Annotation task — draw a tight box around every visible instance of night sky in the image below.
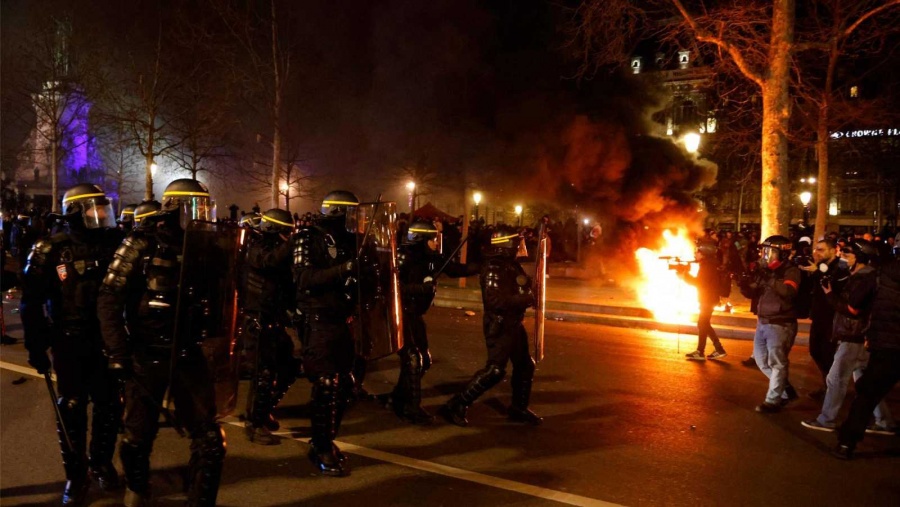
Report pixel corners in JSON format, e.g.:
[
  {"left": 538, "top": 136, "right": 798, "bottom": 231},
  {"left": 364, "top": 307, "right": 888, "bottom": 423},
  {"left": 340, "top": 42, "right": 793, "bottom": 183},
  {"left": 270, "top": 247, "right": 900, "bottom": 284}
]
[{"left": 2, "top": 0, "right": 713, "bottom": 236}]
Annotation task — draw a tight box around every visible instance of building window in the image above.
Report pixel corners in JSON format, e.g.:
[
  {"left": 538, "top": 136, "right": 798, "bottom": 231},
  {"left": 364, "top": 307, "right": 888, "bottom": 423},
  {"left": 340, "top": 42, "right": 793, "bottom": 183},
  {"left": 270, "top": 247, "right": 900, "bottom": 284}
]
[
  {"left": 678, "top": 50, "right": 690, "bottom": 69},
  {"left": 850, "top": 85, "right": 859, "bottom": 98},
  {"left": 630, "top": 56, "right": 642, "bottom": 74}
]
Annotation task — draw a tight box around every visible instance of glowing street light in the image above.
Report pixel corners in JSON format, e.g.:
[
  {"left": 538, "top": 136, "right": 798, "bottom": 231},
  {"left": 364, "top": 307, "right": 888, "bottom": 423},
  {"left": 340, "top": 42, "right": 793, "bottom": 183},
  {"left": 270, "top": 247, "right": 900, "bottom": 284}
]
[
  {"left": 406, "top": 181, "right": 416, "bottom": 212},
  {"left": 150, "top": 162, "right": 158, "bottom": 175},
  {"left": 683, "top": 132, "right": 701, "bottom": 154},
  {"left": 583, "top": 218, "right": 590, "bottom": 225},
  {"left": 280, "top": 181, "right": 289, "bottom": 192},
  {"left": 473, "top": 191, "right": 482, "bottom": 221},
  {"left": 514, "top": 204, "right": 523, "bottom": 226},
  {"left": 800, "top": 191, "right": 812, "bottom": 225}
]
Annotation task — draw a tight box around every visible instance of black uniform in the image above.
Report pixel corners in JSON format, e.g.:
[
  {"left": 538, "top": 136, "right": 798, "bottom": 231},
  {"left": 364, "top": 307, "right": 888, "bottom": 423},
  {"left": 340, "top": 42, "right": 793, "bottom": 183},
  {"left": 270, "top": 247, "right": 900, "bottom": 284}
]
[
  {"left": 441, "top": 246, "right": 540, "bottom": 427},
  {"left": 388, "top": 241, "right": 474, "bottom": 423},
  {"left": 97, "top": 212, "right": 225, "bottom": 506},
  {"left": 243, "top": 232, "right": 297, "bottom": 441},
  {"left": 293, "top": 215, "right": 357, "bottom": 476},
  {"left": 20, "top": 225, "right": 125, "bottom": 501}
]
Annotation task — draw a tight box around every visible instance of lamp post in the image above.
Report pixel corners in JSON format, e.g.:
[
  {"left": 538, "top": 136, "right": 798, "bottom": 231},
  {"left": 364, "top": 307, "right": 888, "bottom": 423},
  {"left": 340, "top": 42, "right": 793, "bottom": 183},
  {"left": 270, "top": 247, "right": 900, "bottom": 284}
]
[
  {"left": 280, "top": 181, "right": 291, "bottom": 211},
  {"left": 473, "top": 191, "right": 482, "bottom": 221},
  {"left": 514, "top": 205, "right": 523, "bottom": 227},
  {"left": 406, "top": 181, "right": 416, "bottom": 213},
  {"left": 800, "top": 191, "right": 812, "bottom": 226}
]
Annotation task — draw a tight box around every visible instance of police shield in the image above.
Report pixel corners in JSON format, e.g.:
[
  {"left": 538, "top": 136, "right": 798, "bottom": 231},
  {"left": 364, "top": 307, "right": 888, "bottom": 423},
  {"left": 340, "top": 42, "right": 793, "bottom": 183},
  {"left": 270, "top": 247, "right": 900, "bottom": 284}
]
[
  {"left": 353, "top": 201, "right": 403, "bottom": 360},
  {"left": 171, "top": 220, "right": 242, "bottom": 419},
  {"left": 533, "top": 235, "right": 548, "bottom": 363}
]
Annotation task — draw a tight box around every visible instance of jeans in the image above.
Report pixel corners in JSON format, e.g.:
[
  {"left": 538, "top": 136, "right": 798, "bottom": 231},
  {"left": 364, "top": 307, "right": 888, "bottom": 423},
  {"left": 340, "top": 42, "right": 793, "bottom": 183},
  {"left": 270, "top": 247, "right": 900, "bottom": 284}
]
[
  {"left": 817, "top": 341, "right": 894, "bottom": 428},
  {"left": 838, "top": 349, "right": 900, "bottom": 447},
  {"left": 753, "top": 321, "right": 797, "bottom": 404}
]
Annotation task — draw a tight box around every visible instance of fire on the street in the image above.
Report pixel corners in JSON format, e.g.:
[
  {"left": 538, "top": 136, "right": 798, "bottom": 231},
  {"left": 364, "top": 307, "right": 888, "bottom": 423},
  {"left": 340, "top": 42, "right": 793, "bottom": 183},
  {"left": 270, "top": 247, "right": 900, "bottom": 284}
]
[{"left": 631, "top": 228, "right": 699, "bottom": 324}]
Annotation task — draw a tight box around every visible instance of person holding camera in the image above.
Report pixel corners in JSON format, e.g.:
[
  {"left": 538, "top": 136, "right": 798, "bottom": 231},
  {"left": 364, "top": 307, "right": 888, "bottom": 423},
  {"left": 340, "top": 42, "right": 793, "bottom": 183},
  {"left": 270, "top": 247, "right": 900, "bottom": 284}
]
[
  {"left": 681, "top": 239, "right": 727, "bottom": 361},
  {"left": 833, "top": 257, "right": 900, "bottom": 458},
  {"left": 796, "top": 239, "right": 848, "bottom": 399},
  {"left": 802, "top": 240, "right": 894, "bottom": 433}
]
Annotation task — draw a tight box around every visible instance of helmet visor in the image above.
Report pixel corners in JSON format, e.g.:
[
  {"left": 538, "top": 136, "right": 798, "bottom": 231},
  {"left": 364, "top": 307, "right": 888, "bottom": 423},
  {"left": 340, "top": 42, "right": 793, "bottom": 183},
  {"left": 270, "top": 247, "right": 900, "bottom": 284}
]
[
  {"left": 759, "top": 246, "right": 781, "bottom": 268},
  {"left": 82, "top": 197, "right": 116, "bottom": 229},
  {"left": 179, "top": 197, "right": 216, "bottom": 229}
]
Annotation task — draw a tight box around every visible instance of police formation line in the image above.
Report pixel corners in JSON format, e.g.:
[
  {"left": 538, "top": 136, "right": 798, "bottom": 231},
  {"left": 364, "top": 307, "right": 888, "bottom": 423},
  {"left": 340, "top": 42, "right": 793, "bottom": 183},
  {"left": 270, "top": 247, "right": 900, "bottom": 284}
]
[{"left": 19, "top": 180, "right": 547, "bottom": 506}]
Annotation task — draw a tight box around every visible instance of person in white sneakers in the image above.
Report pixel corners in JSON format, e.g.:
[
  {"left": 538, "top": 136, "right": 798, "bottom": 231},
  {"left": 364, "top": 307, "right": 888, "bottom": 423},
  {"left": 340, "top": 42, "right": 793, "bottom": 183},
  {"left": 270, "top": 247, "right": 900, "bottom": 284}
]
[{"left": 680, "top": 239, "right": 727, "bottom": 361}]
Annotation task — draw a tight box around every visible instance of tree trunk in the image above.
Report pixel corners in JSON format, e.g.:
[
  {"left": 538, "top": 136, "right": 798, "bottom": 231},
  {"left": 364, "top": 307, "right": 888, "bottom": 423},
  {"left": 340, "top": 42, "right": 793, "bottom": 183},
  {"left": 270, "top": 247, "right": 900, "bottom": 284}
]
[
  {"left": 270, "top": 0, "right": 282, "bottom": 209},
  {"left": 51, "top": 137, "right": 59, "bottom": 212},
  {"left": 814, "top": 110, "right": 830, "bottom": 241},
  {"left": 736, "top": 181, "right": 744, "bottom": 231},
  {"left": 760, "top": 0, "right": 795, "bottom": 239}
]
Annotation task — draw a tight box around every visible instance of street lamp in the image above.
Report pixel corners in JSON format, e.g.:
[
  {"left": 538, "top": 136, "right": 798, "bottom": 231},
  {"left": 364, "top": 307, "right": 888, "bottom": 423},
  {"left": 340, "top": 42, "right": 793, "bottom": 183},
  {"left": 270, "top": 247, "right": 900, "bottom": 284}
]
[
  {"left": 683, "top": 132, "right": 701, "bottom": 154},
  {"left": 514, "top": 204, "right": 523, "bottom": 226},
  {"left": 800, "top": 191, "right": 812, "bottom": 225},
  {"left": 406, "top": 181, "right": 416, "bottom": 213},
  {"left": 150, "top": 162, "right": 158, "bottom": 175},
  {"left": 473, "top": 191, "right": 482, "bottom": 221}
]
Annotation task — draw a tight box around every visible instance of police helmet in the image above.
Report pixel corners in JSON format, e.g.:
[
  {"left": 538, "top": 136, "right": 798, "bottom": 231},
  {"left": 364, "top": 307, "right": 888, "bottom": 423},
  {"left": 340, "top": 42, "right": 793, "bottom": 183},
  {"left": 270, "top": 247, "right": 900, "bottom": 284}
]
[
  {"left": 119, "top": 204, "right": 137, "bottom": 225},
  {"left": 161, "top": 179, "right": 215, "bottom": 229},
  {"left": 238, "top": 213, "right": 262, "bottom": 230},
  {"left": 696, "top": 239, "right": 717, "bottom": 257},
  {"left": 133, "top": 200, "right": 161, "bottom": 225},
  {"left": 404, "top": 220, "right": 439, "bottom": 246},
  {"left": 485, "top": 225, "right": 522, "bottom": 258},
  {"left": 759, "top": 235, "right": 792, "bottom": 269},
  {"left": 259, "top": 208, "right": 294, "bottom": 235},
  {"left": 319, "top": 190, "right": 359, "bottom": 218},
  {"left": 845, "top": 239, "right": 878, "bottom": 265},
  {"left": 62, "top": 183, "right": 116, "bottom": 230}
]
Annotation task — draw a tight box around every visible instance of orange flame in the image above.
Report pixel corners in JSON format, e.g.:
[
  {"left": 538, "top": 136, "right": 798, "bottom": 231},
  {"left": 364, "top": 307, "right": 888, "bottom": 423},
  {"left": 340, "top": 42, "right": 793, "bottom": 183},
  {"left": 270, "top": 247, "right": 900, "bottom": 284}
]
[{"left": 630, "top": 229, "right": 700, "bottom": 324}]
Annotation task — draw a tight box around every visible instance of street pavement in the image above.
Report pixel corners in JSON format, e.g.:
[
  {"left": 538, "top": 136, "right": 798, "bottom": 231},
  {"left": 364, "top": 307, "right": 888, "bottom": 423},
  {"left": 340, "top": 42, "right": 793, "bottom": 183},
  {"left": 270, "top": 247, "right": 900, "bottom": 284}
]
[{"left": 2, "top": 291, "right": 899, "bottom": 506}]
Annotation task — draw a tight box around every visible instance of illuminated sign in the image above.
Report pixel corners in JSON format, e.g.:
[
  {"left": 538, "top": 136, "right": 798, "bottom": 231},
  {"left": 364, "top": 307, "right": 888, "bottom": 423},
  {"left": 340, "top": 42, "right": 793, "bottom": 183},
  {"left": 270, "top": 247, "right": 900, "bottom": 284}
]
[{"left": 830, "top": 128, "right": 900, "bottom": 139}]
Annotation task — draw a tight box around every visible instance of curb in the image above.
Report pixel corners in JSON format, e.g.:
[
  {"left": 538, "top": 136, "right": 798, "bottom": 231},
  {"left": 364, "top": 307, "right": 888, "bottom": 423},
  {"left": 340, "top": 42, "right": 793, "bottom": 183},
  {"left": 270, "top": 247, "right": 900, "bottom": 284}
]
[{"left": 433, "top": 289, "right": 811, "bottom": 346}]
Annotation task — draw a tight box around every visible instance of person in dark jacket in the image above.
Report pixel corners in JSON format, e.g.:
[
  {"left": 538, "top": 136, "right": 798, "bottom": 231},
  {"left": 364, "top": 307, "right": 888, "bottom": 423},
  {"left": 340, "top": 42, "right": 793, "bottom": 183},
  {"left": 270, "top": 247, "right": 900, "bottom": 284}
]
[
  {"left": 796, "top": 239, "right": 848, "bottom": 399},
  {"left": 242, "top": 208, "right": 297, "bottom": 445},
  {"left": 681, "top": 239, "right": 727, "bottom": 360},
  {"left": 20, "top": 184, "right": 124, "bottom": 505},
  {"left": 740, "top": 235, "right": 801, "bottom": 413},
  {"left": 801, "top": 240, "right": 892, "bottom": 432},
  {"left": 439, "top": 226, "right": 540, "bottom": 427},
  {"left": 832, "top": 260, "right": 900, "bottom": 459}
]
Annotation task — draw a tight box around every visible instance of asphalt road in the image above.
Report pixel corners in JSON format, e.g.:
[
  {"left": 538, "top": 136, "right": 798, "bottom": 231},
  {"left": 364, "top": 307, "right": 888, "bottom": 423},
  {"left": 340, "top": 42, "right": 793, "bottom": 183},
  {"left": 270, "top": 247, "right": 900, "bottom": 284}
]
[{"left": 2, "top": 300, "right": 899, "bottom": 506}]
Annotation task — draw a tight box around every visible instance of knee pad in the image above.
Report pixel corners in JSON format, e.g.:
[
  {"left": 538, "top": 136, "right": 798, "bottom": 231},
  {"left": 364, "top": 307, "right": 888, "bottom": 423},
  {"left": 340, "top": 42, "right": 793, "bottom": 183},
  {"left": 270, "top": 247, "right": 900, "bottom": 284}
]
[
  {"left": 480, "top": 364, "right": 506, "bottom": 384},
  {"left": 401, "top": 347, "right": 424, "bottom": 375},
  {"left": 421, "top": 349, "right": 432, "bottom": 373},
  {"left": 516, "top": 357, "right": 535, "bottom": 379},
  {"left": 194, "top": 424, "right": 226, "bottom": 463}
]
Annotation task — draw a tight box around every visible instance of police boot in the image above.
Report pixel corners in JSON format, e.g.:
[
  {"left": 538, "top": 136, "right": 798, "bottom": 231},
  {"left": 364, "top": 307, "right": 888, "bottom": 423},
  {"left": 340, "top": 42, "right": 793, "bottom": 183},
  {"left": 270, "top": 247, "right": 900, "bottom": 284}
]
[
  {"left": 186, "top": 425, "right": 226, "bottom": 507},
  {"left": 396, "top": 372, "right": 434, "bottom": 425},
  {"left": 308, "top": 375, "right": 348, "bottom": 477},
  {"left": 245, "top": 370, "right": 279, "bottom": 446},
  {"left": 439, "top": 365, "right": 505, "bottom": 427},
  {"left": 120, "top": 440, "right": 153, "bottom": 506},
  {"left": 58, "top": 398, "right": 89, "bottom": 506},
  {"left": 89, "top": 401, "right": 123, "bottom": 491},
  {"left": 508, "top": 376, "right": 542, "bottom": 426},
  {"left": 351, "top": 356, "right": 369, "bottom": 400}
]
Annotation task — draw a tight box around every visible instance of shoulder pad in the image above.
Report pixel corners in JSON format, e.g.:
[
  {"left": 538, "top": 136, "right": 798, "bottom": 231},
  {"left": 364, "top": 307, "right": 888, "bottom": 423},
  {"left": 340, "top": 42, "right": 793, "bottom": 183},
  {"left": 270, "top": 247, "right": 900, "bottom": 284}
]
[{"left": 103, "top": 232, "right": 151, "bottom": 290}]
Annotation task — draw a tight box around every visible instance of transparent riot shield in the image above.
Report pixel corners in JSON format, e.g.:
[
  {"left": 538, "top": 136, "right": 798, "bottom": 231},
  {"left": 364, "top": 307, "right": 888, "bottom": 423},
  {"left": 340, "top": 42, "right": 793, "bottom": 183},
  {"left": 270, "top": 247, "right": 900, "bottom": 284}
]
[
  {"left": 353, "top": 202, "right": 403, "bottom": 360},
  {"left": 171, "top": 220, "right": 242, "bottom": 419}
]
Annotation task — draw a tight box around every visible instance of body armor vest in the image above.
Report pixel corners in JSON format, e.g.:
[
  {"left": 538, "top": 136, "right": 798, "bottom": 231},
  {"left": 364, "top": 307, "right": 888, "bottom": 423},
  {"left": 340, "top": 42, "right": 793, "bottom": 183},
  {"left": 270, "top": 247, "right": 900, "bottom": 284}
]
[
  {"left": 397, "top": 245, "right": 440, "bottom": 315},
  {"left": 293, "top": 220, "right": 357, "bottom": 315}
]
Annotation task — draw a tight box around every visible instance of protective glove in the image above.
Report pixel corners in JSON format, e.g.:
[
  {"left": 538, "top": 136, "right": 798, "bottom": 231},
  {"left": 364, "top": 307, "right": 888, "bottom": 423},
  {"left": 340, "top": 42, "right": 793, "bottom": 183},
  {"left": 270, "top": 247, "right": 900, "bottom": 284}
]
[
  {"left": 107, "top": 357, "right": 134, "bottom": 382},
  {"left": 340, "top": 259, "right": 358, "bottom": 278},
  {"left": 28, "top": 349, "right": 51, "bottom": 375},
  {"left": 423, "top": 276, "right": 437, "bottom": 294}
]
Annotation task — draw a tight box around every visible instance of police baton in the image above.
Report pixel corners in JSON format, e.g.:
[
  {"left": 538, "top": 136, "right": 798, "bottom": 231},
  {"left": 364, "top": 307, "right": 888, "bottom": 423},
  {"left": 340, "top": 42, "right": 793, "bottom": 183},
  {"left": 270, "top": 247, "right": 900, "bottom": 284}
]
[
  {"left": 433, "top": 234, "right": 470, "bottom": 279},
  {"left": 44, "top": 372, "right": 75, "bottom": 454}
]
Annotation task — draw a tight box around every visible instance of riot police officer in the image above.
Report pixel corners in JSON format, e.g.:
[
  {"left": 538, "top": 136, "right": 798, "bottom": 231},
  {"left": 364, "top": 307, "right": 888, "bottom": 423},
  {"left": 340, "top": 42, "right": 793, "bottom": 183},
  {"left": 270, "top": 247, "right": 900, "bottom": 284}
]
[
  {"left": 98, "top": 179, "right": 225, "bottom": 506},
  {"left": 293, "top": 190, "right": 360, "bottom": 477},
  {"left": 20, "top": 183, "right": 124, "bottom": 505},
  {"left": 243, "top": 208, "right": 297, "bottom": 445},
  {"left": 118, "top": 204, "right": 137, "bottom": 232},
  {"left": 440, "top": 226, "right": 542, "bottom": 427},
  {"left": 382, "top": 220, "right": 475, "bottom": 424},
  {"left": 132, "top": 200, "right": 160, "bottom": 229}
]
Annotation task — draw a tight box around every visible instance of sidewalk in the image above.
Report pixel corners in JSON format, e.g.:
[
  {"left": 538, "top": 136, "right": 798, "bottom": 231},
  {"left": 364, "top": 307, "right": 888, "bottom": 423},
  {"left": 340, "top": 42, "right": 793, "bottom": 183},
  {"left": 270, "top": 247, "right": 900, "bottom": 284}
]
[{"left": 435, "top": 271, "right": 810, "bottom": 344}]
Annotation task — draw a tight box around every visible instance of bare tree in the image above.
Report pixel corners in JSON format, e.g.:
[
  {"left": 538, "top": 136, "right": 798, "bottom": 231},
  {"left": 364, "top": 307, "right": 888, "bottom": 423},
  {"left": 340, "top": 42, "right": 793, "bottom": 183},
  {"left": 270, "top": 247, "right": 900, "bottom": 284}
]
[
  {"left": 209, "top": 0, "right": 299, "bottom": 209},
  {"left": 793, "top": 0, "right": 900, "bottom": 240},
  {"left": 95, "top": 122, "right": 144, "bottom": 211}
]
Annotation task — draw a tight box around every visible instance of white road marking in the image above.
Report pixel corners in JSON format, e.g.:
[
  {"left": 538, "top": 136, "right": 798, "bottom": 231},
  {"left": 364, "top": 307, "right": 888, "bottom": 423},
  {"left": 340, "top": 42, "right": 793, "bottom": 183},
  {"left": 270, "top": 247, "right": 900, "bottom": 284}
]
[{"left": 1, "top": 360, "right": 622, "bottom": 507}]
